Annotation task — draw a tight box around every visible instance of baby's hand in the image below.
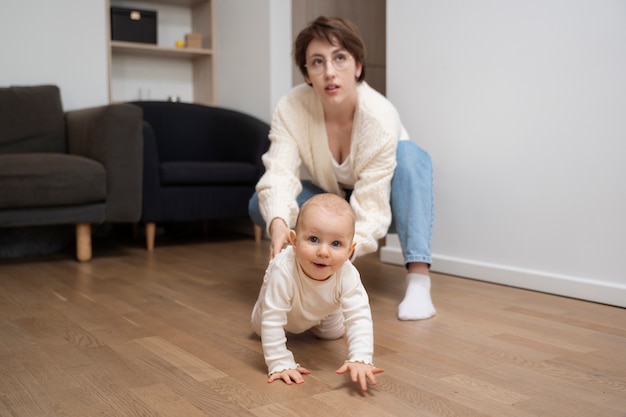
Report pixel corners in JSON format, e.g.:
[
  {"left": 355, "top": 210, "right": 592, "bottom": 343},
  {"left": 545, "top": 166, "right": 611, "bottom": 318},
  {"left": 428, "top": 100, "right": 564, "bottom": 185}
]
[
  {"left": 336, "top": 361, "right": 384, "bottom": 391},
  {"left": 267, "top": 366, "right": 311, "bottom": 385}
]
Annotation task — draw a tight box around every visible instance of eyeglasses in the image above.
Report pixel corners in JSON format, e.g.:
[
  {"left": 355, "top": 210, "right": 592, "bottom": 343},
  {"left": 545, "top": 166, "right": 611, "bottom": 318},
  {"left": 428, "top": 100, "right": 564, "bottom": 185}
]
[{"left": 305, "top": 53, "right": 352, "bottom": 75}]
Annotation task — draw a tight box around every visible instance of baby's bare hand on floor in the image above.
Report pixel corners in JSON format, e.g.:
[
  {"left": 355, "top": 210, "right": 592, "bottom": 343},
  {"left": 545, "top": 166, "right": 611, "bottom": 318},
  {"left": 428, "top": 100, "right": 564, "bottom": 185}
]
[
  {"left": 336, "top": 362, "right": 384, "bottom": 391},
  {"left": 267, "top": 366, "right": 311, "bottom": 385}
]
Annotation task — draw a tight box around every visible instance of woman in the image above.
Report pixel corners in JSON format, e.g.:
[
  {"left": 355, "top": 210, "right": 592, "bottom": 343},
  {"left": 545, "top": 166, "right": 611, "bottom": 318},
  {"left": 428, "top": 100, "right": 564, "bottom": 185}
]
[{"left": 249, "top": 16, "right": 435, "bottom": 320}]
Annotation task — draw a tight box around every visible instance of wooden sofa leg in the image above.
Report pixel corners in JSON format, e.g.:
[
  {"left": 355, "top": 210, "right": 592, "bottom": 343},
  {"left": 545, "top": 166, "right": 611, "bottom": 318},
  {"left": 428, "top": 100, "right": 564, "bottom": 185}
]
[
  {"left": 76, "top": 223, "right": 92, "bottom": 262},
  {"left": 146, "top": 222, "right": 156, "bottom": 251},
  {"left": 254, "top": 224, "right": 263, "bottom": 243}
]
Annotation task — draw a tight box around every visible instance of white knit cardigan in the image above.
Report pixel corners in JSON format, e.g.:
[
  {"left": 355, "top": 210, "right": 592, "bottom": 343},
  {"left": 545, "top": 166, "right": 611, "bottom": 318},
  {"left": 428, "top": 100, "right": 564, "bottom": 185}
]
[{"left": 256, "top": 82, "right": 406, "bottom": 258}]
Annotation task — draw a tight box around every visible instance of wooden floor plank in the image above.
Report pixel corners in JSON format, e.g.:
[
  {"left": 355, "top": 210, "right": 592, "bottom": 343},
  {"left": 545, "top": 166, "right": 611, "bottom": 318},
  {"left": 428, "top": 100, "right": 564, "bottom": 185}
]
[
  {"left": 135, "top": 336, "right": 228, "bottom": 382},
  {"left": 0, "top": 232, "right": 624, "bottom": 417}
]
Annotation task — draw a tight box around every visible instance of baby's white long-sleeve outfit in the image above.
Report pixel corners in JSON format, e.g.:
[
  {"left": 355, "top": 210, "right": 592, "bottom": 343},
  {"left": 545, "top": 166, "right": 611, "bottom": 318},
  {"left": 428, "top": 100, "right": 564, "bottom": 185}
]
[{"left": 251, "top": 246, "right": 374, "bottom": 375}]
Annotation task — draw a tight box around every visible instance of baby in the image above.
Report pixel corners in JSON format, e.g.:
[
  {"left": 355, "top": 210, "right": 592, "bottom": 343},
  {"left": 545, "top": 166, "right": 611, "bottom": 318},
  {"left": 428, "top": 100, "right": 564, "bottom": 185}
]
[{"left": 251, "top": 193, "right": 383, "bottom": 391}]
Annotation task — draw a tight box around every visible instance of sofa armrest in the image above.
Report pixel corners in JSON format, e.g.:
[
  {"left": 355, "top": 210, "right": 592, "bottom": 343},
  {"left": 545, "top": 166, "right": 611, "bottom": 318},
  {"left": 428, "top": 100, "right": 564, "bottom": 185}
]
[
  {"left": 65, "top": 103, "right": 143, "bottom": 223},
  {"left": 140, "top": 121, "right": 164, "bottom": 221},
  {"left": 225, "top": 113, "right": 270, "bottom": 179},
  {"left": 251, "top": 122, "right": 271, "bottom": 179}
]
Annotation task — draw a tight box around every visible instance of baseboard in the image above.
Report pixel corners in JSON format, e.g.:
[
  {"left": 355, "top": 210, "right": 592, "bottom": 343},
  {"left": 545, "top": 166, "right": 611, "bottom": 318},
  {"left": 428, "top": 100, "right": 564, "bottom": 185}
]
[
  {"left": 379, "top": 244, "right": 404, "bottom": 266},
  {"left": 380, "top": 245, "right": 626, "bottom": 308}
]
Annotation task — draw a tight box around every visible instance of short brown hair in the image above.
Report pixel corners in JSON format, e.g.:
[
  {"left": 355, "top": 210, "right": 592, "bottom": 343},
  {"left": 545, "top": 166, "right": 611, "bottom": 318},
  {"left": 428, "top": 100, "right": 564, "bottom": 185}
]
[{"left": 294, "top": 16, "right": 366, "bottom": 83}]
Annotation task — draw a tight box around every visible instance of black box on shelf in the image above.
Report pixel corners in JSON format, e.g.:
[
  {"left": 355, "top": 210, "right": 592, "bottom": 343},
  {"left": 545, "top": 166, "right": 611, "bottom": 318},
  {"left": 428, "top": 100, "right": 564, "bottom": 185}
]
[{"left": 110, "top": 6, "right": 157, "bottom": 44}]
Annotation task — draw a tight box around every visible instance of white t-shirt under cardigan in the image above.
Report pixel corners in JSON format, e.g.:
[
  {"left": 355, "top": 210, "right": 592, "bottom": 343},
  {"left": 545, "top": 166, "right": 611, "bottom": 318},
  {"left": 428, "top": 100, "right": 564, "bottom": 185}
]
[
  {"left": 256, "top": 82, "right": 409, "bottom": 259},
  {"left": 253, "top": 245, "right": 374, "bottom": 375}
]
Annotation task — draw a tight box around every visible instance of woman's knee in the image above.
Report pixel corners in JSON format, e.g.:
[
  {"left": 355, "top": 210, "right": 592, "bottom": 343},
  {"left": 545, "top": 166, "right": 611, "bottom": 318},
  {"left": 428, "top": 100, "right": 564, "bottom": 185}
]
[
  {"left": 396, "top": 140, "right": 432, "bottom": 170},
  {"left": 394, "top": 141, "right": 433, "bottom": 183}
]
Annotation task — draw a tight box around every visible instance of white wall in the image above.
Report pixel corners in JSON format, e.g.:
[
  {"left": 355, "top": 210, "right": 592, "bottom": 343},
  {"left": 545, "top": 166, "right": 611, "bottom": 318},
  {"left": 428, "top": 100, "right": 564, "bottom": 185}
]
[
  {"left": 268, "top": 0, "right": 293, "bottom": 116},
  {"left": 214, "top": 0, "right": 292, "bottom": 122},
  {"left": 385, "top": 0, "right": 626, "bottom": 307},
  {"left": 0, "top": 0, "right": 109, "bottom": 110}
]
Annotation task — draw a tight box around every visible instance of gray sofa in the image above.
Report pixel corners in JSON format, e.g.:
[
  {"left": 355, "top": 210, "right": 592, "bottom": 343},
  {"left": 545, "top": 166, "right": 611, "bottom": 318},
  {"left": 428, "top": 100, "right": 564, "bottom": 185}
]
[{"left": 0, "top": 85, "right": 143, "bottom": 261}]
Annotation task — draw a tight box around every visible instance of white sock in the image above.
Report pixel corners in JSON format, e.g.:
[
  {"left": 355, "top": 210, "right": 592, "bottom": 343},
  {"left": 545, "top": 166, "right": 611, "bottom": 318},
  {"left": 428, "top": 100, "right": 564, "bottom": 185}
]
[{"left": 398, "top": 273, "right": 436, "bottom": 320}]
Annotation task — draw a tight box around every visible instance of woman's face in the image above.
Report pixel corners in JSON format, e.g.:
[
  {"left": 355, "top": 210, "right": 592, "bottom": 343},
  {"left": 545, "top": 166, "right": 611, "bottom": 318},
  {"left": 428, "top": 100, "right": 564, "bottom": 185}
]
[{"left": 304, "top": 38, "right": 362, "bottom": 108}]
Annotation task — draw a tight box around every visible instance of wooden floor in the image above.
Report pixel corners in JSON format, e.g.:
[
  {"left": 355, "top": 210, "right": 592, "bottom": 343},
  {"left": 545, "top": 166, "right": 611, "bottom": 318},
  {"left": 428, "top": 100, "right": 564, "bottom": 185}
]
[{"left": 0, "top": 229, "right": 625, "bottom": 417}]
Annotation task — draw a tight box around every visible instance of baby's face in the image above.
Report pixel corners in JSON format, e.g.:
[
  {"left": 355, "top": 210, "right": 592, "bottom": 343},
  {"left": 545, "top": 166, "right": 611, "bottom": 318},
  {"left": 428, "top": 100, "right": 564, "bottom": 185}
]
[{"left": 290, "top": 206, "right": 355, "bottom": 281}]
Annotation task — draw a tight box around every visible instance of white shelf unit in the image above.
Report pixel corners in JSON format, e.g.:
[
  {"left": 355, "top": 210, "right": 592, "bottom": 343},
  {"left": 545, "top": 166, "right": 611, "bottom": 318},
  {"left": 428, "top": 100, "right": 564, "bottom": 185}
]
[{"left": 107, "top": 0, "right": 214, "bottom": 105}]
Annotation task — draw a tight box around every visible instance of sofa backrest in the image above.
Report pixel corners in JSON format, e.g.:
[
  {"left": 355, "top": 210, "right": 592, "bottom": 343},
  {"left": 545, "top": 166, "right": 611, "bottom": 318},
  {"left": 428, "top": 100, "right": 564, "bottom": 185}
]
[
  {"left": 131, "top": 101, "right": 269, "bottom": 164},
  {"left": 0, "top": 85, "right": 66, "bottom": 154}
]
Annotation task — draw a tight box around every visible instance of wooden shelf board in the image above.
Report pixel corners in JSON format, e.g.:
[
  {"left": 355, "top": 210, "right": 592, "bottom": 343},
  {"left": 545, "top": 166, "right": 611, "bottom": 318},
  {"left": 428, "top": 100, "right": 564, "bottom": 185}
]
[
  {"left": 111, "top": 41, "right": 212, "bottom": 59},
  {"left": 112, "top": 0, "right": 206, "bottom": 7}
]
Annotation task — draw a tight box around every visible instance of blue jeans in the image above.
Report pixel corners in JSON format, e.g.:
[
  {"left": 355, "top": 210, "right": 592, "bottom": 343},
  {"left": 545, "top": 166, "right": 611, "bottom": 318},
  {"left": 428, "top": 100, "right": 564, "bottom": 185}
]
[{"left": 248, "top": 140, "right": 434, "bottom": 266}]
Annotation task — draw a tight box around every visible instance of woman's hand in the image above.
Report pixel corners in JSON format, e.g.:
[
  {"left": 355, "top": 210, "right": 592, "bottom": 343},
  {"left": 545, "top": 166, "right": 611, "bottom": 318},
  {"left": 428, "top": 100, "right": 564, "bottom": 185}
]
[
  {"left": 267, "top": 366, "right": 311, "bottom": 385},
  {"left": 336, "top": 362, "right": 384, "bottom": 391},
  {"left": 269, "top": 218, "right": 291, "bottom": 259}
]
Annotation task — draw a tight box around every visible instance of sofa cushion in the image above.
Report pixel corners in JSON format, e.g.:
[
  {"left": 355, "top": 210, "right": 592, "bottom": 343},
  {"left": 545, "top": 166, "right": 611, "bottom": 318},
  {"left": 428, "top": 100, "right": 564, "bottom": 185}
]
[
  {"left": 0, "top": 153, "right": 106, "bottom": 208},
  {"left": 160, "top": 161, "right": 257, "bottom": 186},
  {"left": 0, "top": 85, "right": 66, "bottom": 153}
]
